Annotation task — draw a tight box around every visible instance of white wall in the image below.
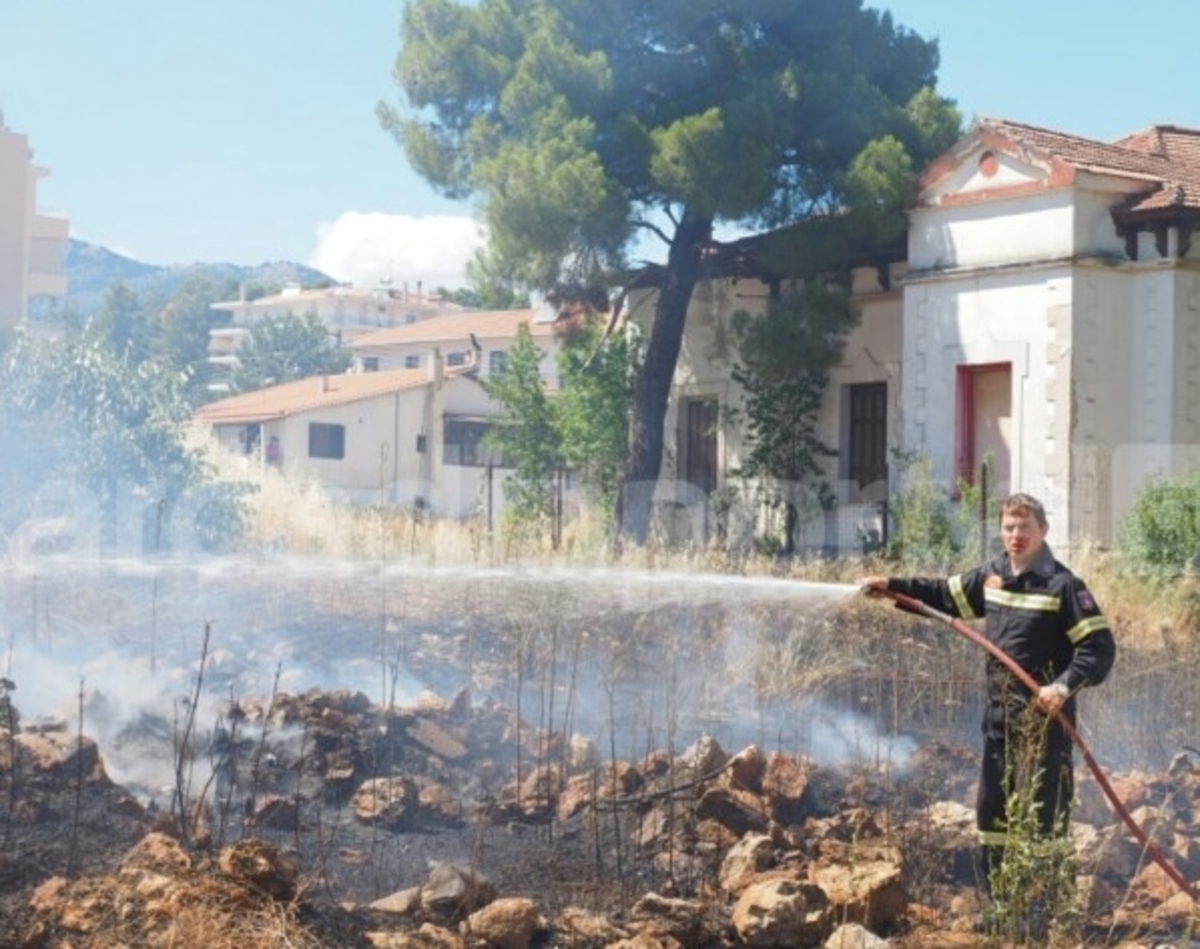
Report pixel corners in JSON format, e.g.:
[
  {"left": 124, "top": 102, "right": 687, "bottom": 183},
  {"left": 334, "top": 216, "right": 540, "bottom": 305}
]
[{"left": 908, "top": 190, "right": 1077, "bottom": 274}]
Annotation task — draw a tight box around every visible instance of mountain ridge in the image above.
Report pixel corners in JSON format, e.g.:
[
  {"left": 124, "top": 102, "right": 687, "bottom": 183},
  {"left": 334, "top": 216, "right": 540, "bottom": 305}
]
[{"left": 31, "top": 238, "right": 335, "bottom": 318}]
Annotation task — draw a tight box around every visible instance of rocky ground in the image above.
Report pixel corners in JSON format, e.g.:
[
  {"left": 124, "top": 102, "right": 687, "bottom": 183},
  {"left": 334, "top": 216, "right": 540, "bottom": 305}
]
[{"left": 1, "top": 683, "right": 1199, "bottom": 949}]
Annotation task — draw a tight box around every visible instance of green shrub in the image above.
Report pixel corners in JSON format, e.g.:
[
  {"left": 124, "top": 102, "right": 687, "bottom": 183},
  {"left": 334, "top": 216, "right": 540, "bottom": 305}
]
[
  {"left": 886, "top": 452, "right": 960, "bottom": 571},
  {"left": 1119, "top": 474, "right": 1200, "bottom": 574}
]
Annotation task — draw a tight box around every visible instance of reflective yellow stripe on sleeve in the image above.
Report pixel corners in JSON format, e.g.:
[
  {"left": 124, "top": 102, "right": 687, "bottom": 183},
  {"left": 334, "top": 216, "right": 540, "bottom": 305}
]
[
  {"left": 984, "top": 588, "right": 1061, "bottom": 612},
  {"left": 948, "top": 574, "right": 978, "bottom": 619},
  {"left": 978, "top": 830, "right": 1008, "bottom": 847},
  {"left": 1066, "top": 615, "right": 1109, "bottom": 645}
]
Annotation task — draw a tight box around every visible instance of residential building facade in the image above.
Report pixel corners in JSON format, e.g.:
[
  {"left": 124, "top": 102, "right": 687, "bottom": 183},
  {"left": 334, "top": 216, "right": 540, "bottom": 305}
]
[
  {"left": 642, "top": 117, "right": 1200, "bottom": 554},
  {"left": 195, "top": 308, "right": 580, "bottom": 518},
  {"left": 903, "top": 118, "right": 1200, "bottom": 548},
  {"left": 207, "top": 282, "right": 462, "bottom": 391},
  {"left": 349, "top": 306, "right": 569, "bottom": 385},
  {"left": 195, "top": 364, "right": 512, "bottom": 517},
  {"left": 0, "top": 118, "right": 68, "bottom": 327}
]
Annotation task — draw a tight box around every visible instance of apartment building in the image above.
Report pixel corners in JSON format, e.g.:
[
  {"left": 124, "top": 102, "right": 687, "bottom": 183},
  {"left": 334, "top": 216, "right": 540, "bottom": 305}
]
[{"left": 0, "top": 117, "right": 68, "bottom": 327}]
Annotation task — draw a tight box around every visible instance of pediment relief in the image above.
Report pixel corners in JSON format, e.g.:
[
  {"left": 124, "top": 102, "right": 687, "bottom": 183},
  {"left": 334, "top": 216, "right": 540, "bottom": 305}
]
[{"left": 918, "top": 133, "right": 1069, "bottom": 207}]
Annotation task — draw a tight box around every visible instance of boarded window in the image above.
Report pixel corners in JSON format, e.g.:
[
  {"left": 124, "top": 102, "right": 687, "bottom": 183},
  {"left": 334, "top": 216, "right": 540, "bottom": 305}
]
[{"left": 955, "top": 363, "right": 1012, "bottom": 492}]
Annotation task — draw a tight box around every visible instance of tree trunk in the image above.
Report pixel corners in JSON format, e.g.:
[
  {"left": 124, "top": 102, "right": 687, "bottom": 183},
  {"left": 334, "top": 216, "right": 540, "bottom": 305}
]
[{"left": 618, "top": 214, "right": 712, "bottom": 543}]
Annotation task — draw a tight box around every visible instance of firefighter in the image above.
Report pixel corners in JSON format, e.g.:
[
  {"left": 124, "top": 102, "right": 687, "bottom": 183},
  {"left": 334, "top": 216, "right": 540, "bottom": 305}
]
[{"left": 861, "top": 492, "right": 1116, "bottom": 919}]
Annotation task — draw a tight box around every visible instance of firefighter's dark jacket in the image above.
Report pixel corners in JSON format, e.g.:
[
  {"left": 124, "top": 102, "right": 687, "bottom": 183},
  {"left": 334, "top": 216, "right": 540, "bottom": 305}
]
[{"left": 886, "top": 544, "right": 1116, "bottom": 734}]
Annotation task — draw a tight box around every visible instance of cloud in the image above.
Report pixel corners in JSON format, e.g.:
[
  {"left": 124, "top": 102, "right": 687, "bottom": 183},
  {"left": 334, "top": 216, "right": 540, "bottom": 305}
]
[{"left": 308, "top": 211, "right": 486, "bottom": 290}]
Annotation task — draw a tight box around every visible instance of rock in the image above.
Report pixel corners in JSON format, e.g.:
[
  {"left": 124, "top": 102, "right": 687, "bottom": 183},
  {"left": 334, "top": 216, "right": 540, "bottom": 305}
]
[
  {"left": 762, "top": 752, "right": 813, "bottom": 824},
  {"left": 720, "top": 832, "right": 775, "bottom": 895},
  {"left": 465, "top": 896, "right": 541, "bottom": 949},
  {"left": 695, "top": 786, "right": 769, "bottom": 836},
  {"left": 726, "top": 745, "right": 767, "bottom": 793},
  {"left": 408, "top": 717, "right": 468, "bottom": 760},
  {"left": 417, "top": 778, "right": 465, "bottom": 825},
  {"left": 353, "top": 776, "right": 419, "bottom": 827},
  {"left": 557, "top": 773, "right": 595, "bottom": 820},
  {"left": 629, "top": 892, "right": 708, "bottom": 944},
  {"left": 371, "top": 886, "right": 423, "bottom": 915},
  {"left": 421, "top": 862, "right": 497, "bottom": 923},
  {"left": 598, "top": 760, "right": 643, "bottom": 798},
  {"left": 552, "top": 906, "right": 628, "bottom": 946},
  {"left": 824, "top": 922, "right": 889, "bottom": 948},
  {"left": 217, "top": 838, "right": 298, "bottom": 901},
  {"left": 731, "top": 875, "right": 830, "bottom": 947},
  {"left": 810, "top": 860, "right": 905, "bottom": 931},
  {"left": 681, "top": 735, "right": 728, "bottom": 776}
]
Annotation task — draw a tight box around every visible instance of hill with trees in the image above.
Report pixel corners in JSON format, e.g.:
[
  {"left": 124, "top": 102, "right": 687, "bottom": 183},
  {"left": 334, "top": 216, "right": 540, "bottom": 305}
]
[{"left": 29, "top": 238, "right": 334, "bottom": 321}]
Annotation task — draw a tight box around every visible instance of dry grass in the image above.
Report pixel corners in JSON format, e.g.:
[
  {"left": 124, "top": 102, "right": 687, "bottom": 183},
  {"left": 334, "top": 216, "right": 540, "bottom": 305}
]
[{"left": 195, "top": 430, "right": 1200, "bottom": 767}]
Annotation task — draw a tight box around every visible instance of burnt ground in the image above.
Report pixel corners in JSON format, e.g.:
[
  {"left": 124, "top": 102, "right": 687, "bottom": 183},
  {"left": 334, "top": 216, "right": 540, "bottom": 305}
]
[
  {"left": 0, "top": 691, "right": 728, "bottom": 949},
  {"left": 2, "top": 689, "right": 1199, "bottom": 949}
]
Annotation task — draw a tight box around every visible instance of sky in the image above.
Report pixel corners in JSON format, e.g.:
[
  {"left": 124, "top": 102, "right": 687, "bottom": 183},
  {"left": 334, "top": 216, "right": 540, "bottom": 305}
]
[{"left": 2, "top": 0, "right": 1200, "bottom": 289}]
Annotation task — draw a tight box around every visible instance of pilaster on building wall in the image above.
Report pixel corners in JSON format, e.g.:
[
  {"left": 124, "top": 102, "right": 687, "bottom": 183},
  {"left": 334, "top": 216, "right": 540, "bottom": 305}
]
[{"left": 1184, "top": 284, "right": 1200, "bottom": 439}]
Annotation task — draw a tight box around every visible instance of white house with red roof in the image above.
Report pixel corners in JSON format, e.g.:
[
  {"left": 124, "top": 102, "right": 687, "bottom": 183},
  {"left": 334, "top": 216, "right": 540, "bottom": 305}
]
[
  {"left": 194, "top": 307, "right": 580, "bottom": 517},
  {"left": 633, "top": 117, "right": 1200, "bottom": 552},
  {"left": 902, "top": 117, "right": 1200, "bottom": 547},
  {"left": 194, "top": 362, "right": 517, "bottom": 516}
]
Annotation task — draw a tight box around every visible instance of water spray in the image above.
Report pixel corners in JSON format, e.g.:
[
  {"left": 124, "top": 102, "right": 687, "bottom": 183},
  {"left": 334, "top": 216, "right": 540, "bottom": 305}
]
[{"left": 878, "top": 587, "right": 1200, "bottom": 904}]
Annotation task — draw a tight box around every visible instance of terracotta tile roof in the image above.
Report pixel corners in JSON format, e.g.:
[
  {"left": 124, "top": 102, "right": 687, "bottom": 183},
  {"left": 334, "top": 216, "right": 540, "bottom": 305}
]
[
  {"left": 978, "top": 118, "right": 1200, "bottom": 215},
  {"left": 350, "top": 308, "right": 571, "bottom": 349},
  {"left": 194, "top": 368, "right": 441, "bottom": 425}
]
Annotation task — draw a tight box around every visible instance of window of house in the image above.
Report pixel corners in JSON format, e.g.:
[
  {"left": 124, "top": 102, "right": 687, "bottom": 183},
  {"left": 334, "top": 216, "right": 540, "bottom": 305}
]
[
  {"left": 361, "top": 356, "right": 379, "bottom": 372},
  {"left": 955, "top": 363, "right": 1012, "bottom": 492},
  {"left": 489, "top": 350, "right": 507, "bottom": 377},
  {"left": 847, "top": 382, "right": 888, "bottom": 498},
  {"left": 446, "top": 352, "right": 467, "bottom": 367},
  {"left": 308, "top": 422, "right": 346, "bottom": 460},
  {"left": 443, "top": 418, "right": 506, "bottom": 467},
  {"left": 404, "top": 354, "right": 420, "bottom": 369}
]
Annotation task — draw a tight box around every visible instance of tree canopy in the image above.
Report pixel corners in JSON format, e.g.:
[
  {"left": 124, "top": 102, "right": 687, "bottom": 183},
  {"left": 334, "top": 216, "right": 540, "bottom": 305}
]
[
  {"left": 231, "top": 313, "right": 352, "bottom": 394},
  {"left": 382, "top": 0, "right": 960, "bottom": 539}
]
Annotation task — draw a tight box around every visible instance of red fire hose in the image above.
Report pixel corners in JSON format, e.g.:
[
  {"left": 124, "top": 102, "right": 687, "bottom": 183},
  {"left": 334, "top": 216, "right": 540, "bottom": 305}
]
[{"left": 881, "top": 588, "right": 1199, "bottom": 903}]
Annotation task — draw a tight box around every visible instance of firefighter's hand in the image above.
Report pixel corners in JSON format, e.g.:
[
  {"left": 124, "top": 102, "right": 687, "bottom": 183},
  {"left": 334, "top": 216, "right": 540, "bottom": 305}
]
[
  {"left": 1035, "top": 682, "right": 1070, "bottom": 716},
  {"left": 859, "top": 577, "right": 891, "bottom": 598}
]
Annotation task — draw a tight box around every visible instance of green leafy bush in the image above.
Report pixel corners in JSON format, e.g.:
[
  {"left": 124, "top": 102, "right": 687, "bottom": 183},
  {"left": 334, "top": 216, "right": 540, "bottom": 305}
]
[
  {"left": 1119, "top": 474, "right": 1200, "bottom": 574},
  {"left": 886, "top": 452, "right": 960, "bottom": 571}
]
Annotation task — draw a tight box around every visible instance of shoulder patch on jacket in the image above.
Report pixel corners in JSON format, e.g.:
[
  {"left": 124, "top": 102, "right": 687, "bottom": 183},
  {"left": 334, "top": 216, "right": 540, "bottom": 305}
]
[{"left": 1076, "top": 589, "right": 1097, "bottom": 612}]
